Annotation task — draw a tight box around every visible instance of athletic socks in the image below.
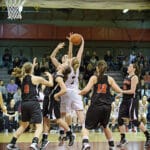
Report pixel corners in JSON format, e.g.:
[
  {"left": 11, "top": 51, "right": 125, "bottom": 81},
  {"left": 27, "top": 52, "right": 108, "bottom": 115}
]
[
  {"left": 10, "top": 137, "right": 17, "bottom": 145},
  {"left": 121, "top": 133, "right": 125, "bottom": 140},
  {"left": 42, "top": 133, "right": 48, "bottom": 140}
]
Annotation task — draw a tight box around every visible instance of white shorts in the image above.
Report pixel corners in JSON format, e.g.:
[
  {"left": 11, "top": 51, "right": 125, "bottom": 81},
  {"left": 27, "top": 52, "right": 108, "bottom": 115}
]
[{"left": 61, "top": 89, "right": 84, "bottom": 113}]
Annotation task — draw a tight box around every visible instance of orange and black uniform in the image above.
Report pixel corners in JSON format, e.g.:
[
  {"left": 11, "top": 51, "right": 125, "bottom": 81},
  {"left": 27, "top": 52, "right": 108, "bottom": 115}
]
[
  {"left": 85, "top": 75, "right": 112, "bottom": 129},
  {"left": 118, "top": 75, "right": 140, "bottom": 126},
  {"left": 21, "top": 75, "right": 42, "bottom": 123}
]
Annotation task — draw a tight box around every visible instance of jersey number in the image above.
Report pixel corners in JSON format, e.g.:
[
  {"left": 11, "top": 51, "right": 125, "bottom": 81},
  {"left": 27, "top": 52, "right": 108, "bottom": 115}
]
[
  {"left": 24, "top": 84, "right": 29, "bottom": 94},
  {"left": 97, "top": 84, "right": 107, "bottom": 94}
]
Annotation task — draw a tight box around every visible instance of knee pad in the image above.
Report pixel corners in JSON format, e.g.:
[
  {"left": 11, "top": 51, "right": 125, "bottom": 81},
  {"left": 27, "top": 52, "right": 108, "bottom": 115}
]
[{"left": 118, "top": 117, "right": 124, "bottom": 126}]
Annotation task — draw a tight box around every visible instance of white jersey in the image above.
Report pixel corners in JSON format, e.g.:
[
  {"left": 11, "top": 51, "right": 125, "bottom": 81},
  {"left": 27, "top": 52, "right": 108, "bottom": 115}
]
[
  {"left": 111, "top": 101, "right": 121, "bottom": 117},
  {"left": 60, "top": 67, "right": 83, "bottom": 112},
  {"left": 65, "top": 67, "right": 79, "bottom": 90},
  {"left": 139, "top": 100, "right": 148, "bottom": 115}
]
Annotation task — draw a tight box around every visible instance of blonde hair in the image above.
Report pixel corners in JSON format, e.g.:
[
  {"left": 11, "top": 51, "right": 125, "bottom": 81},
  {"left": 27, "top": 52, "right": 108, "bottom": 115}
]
[{"left": 12, "top": 62, "right": 32, "bottom": 78}]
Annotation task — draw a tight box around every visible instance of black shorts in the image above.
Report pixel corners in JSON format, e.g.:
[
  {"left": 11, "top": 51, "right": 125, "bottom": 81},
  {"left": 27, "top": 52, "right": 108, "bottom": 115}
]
[
  {"left": 85, "top": 104, "right": 111, "bottom": 129},
  {"left": 21, "top": 101, "right": 42, "bottom": 123},
  {"left": 43, "top": 95, "right": 50, "bottom": 117},
  {"left": 118, "top": 98, "right": 138, "bottom": 120}
]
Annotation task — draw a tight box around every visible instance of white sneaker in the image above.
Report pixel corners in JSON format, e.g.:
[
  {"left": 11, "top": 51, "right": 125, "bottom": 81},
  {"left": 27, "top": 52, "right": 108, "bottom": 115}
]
[
  {"left": 6, "top": 143, "right": 19, "bottom": 150},
  {"left": 29, "top": 143, "right": 39, "bottom": 150},
  {"left": 82, "top": 142, "right": 91, "bottom": 150}
]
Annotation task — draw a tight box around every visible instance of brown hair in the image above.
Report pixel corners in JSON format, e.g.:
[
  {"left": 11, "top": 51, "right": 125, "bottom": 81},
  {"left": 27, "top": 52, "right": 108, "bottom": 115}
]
[
  {"left": 132, "top": 63, "right": 140, "bottom": 77},
  {"left": 96, "top": 60, "right": 107, "bottom": 80},
  {"left": 62, "top": 64, "right": 71, "bottom": 81}
]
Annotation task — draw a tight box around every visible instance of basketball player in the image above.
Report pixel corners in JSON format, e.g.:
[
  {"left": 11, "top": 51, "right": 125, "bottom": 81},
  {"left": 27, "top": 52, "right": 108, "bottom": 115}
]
[
  {"left": 139, "top": 95, "right": 148, "bottom": 125},
  {"left": 40, "top": 62, "right": 75, "bottom": 149},
  {"left": 110, "top": 97, "right": 121, "bottom": 131},
  {"left": 0, "top": 92, "right": 7, "bottom": 113},
  {"left": 117, "top": 63, "right": 150, "bottom": 148},
  {"left": 6, "top": 61, "right": 53, "bottom": 150},
  {"left": 50, "top": 34, "right": 85, "bottom": 145},
  {"left": 79, "top": 60, "right": 122, "bottom": 150}
]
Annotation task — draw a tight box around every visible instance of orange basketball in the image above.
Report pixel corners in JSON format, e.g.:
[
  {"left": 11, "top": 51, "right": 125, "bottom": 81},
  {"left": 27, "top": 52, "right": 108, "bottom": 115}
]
[{"left": 70, "top": 33, "right": 82, "bottom": 45}]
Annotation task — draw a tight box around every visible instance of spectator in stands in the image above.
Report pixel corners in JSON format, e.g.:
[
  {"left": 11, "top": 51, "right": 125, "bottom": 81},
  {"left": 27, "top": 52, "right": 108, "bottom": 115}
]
[
  {"left": 141, "top": 84, "right": 150, "bottom": 98},
  {"left": 6, "top": 79, "right": 18, "bottom": 105},
  {"left": 3, "top": 99, "right": 18, "bottom": 134},
  {"left": 40, "top": 57, "right": 49, "bottom": 69},
  {"left": 34, "top": 62, "right": 41, "bottom": 76},
  {"left": 104, "top": 50, "right": 115, "bottom": 70},
  {"left": 122, "top": 57, "right": 128, "bottom": 77},
  {"left": 13, "top": 88, "right": 22, "bottom": 110},
  {"left": 117, "top": 50, "right": 126, "bottom": 70},
  {"left": 0, "top": 92, "right": 7, "bottom": 132},
  {"left": 110, "top": 97, "right": 121, "bottom": 132},
  {"left": 12, "top": 57, "right": 21, "bottom": 68},
  {"left": 139, "top": 95, "right": 148, "bottom": 126},
  {"left": 129, "top": 51, "right": 136, "bottom": 64},
  {"left": 2, "top": 48, "right": 12, "bottom": 69},
  {"left": 137, "top": 52, "right": 145, "bottom": 65},
  {"left": 19, "top": 50, "right": 28, "bottom": 66},
  {"left": 144, "top": 71, "right": 150, "bottom": 86}
]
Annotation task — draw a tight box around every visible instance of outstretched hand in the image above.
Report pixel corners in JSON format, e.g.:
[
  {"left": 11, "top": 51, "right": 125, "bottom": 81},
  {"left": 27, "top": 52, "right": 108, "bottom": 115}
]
[
  {"left": 57, "top": 42, "right": 65, "bottom": 49},
  {"left": 66, "top": 32, "right": 73, "bottom": 41}
]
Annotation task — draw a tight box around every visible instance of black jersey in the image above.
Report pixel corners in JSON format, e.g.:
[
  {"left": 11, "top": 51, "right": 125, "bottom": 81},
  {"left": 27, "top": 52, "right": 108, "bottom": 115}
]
[
  {"left": 21, "top": 75, "right": 38, "bottom": 101},
  {"left": 122, "top": 75, "right": 137, "bottom": 100},
  {"left": 91, "top": 75, "right": 112, "bottom": 105},
  {"left": 50, "top": 73, "right": 64, "bottom": 96}
]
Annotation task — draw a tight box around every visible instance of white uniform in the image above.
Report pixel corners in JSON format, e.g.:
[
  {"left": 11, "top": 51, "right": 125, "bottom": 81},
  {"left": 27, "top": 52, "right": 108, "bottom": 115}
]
[
  {"left": 61, "top": 67, "right": 84, "bottom": 113},
  {"left": 139, "top": 100, "right": 148, "bottom": 119},
  {"left": 111, "top": 101, "right": 121, "bottom": 120}
]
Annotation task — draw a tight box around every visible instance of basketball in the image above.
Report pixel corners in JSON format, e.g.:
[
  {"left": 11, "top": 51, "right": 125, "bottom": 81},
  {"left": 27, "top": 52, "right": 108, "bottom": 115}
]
[{"left": 70, "top": 33, "right": 82, "bottom": 45}]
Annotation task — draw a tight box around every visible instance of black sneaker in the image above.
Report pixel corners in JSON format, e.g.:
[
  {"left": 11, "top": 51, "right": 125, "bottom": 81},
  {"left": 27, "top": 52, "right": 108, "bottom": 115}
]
[
  {"left": 117, "top": 138, "right": 128, "bottom": 147},
  {"left": 58, "top": 135, "right": 66, "bottom": 146},
  {"left": 68, "top": 134, "right": 75, "bottom": 146},
  {"left": 40, "top": 139, "right": 49, "bottom": 149},
  {"left": 82, "top": 142, "right": 91, "bottom": 150},
  {"left": 144, "top": 137, "right": 150, "bottom": 148},
  {"left": 30, "top": 143, "right": 39, "bottom": 150}
]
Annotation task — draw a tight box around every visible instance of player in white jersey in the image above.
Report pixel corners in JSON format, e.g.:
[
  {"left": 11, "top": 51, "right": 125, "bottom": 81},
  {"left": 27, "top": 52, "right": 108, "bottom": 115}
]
[
  {"left": 50, "top": 33, "right": 86, "bottom": 148},
  {"left": 139, "top": 95, "right": 148, "bottom": 125},
  {"left": 110, "top": 97, "right": 121, "bottom": 131}
]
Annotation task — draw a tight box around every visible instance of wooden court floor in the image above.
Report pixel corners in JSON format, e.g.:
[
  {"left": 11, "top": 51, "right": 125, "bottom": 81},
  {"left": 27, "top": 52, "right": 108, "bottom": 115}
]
[{"left": 0, "top": 132, "right": 150, "bottom": 150}]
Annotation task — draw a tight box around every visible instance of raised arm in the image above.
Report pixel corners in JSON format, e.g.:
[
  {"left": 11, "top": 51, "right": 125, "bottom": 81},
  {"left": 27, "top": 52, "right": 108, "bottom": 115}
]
[
  {"left": 66, "top": 33, "right": 73, "bottom": 59},
  {"left": 0, "top": 92, "right": 6, "bottom": 113},
  {"left": 76, "top": 35, "right": 84, "bottom": 64},
  {"left": 50, "top": 42, "right": 65, "bottom": 68},
  {"left": 79, "top": 75, "right": 97, "bottom": 95},
  {"left": 33, "top": 72, "right": 53, "bottom": 87},
  {"left": 32, "top": 57, "right": 38, "bottom": 74}
]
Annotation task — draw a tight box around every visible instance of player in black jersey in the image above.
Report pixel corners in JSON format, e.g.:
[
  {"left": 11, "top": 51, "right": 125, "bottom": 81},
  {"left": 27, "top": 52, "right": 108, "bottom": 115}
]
[
  {"left": 117, "top": 63, "right": 150, "bottom": 148},
  {"left": 6, "top": 61, "right": 53, "bottom": 150},
  {"left": 40, "top": 63, "right": 75, "bottom": 149},
  {"left": 79, "top": 60, "right": 122, "bottom": 150}
]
